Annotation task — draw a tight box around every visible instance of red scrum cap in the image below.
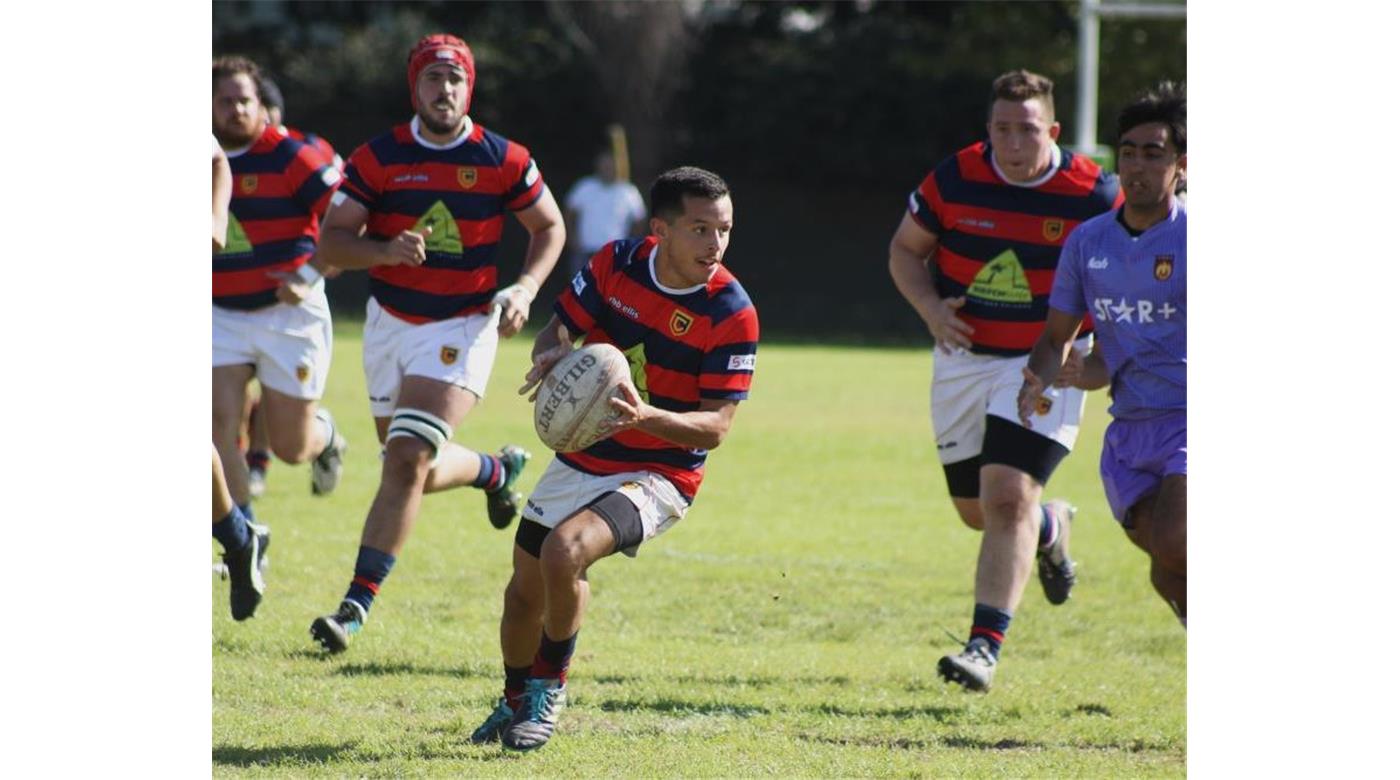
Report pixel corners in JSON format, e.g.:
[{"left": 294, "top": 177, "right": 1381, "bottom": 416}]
[{"left": 407, "top": 34, "right": 476, "bottom": 112}]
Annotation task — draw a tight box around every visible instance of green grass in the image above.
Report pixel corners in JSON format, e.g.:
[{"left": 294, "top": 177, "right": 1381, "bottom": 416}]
[{"left": 214, "top": 324, "right": 1184, "bottom": 777}]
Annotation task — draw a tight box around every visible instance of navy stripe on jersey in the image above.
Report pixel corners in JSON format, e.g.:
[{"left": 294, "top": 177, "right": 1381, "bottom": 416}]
[
  {"left": 938, "top": 231, "right": 1064, "bottom": 271},
  {"left": 934, "top": 279, "right": 1055, "bottom": 323},
  {"left": 230, "top": 140, "right": 300, "bottom": 174},
  {"left": 369, "top": 280, "right": 496, "bottom": 320},
  {"left": 214, "top": 290, "right": 278, "bottom": 310},
  {"left": 369, "top": 190, "right": 506, "bottom": 226},
  {"left": 933, "top": 163, "right": 1115, "bottom": 223},
  {"left": 230, "top": 197, "right": 315, "bottom": 222},
  {"left": 365, "top": 131, "right": 507, "bottom": 168},
  {"left": 566, "top": 438, "right": 707, "bottom": 471},
  {"left": 214, "top": 237, "right": 317, "bottom": 271}
]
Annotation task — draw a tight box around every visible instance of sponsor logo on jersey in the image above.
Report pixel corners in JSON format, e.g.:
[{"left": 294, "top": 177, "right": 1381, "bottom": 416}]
[
  {"left": 726, "top": 354, "right": 756, "bottom": 371},
  {"left": 441, "top": 346, "right": 459, "bottom": 365},
  {"left": 1088, "top": 256, "right": 1109, "bottom": 270},
  {"left": 967, "top": 249, "right": 1032, "bottom": 304},
  {"left": 413, "top": 201, "right": 464, "bottom": 254},
  {"left": 1042, "top": 219, "right": 1065, "bottom": 242},
  {"left": 1154, "top": 254, "right": 1174, "bottom": 281},
  {"left": 669, "top": 309, "right": 695, "bottom": 337},
  {"left": 239, "top": 175, "right": 258, "bottom": 194},
  {"left": 457, "top": 167, "right": 478, "bottom": 189},
  {"left": 572, "top": 272, "right": 586, "bottom": 295}
]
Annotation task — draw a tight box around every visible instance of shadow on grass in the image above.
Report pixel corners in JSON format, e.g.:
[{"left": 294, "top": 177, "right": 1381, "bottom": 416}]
[
  {"left": 591, "top": 672, "right": 851, "bottom": 688},
  {"left": 813, "top": 703, "right": 968, "bottom": 721},
  {"left": 330, "top": 661, "right": 495, "bottom": 680},
  {"left": 800, "top": 734, "right": 1042, "bottom": 752},
  {"left": 597, "top": 698, "right": 769, "bottom": 718},
  {"left": 213, "top": 742, "right": 358, "bottom": 767}
]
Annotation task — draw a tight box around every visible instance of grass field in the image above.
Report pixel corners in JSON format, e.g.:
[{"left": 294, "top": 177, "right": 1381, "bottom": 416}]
[{"left": 213, "top": 321, "right": 1185, "bottom": 777}]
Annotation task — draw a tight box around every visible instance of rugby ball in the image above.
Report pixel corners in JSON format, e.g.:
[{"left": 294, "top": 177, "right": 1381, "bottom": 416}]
[{"left": 533, "top": 343, "right": 635, "bottom": 453}]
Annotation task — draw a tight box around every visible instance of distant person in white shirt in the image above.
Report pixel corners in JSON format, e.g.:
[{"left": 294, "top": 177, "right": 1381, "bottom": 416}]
[{"left": 563, "top": 151, "right": 646, "bottom": 277}]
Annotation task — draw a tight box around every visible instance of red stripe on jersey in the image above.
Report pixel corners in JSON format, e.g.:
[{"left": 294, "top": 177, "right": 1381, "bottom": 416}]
[
  {"left": 936, "top": 203, "right": 1084, "bottom": 248},
  {"left": 955, "top": 143, "right": 1100, "bottom": 198},
  {"left": 957, "top": 315, "right": 1047, "bottom": 351},
  {"left": 645, "top": 365, "right": 701, "bottom": 404},
  {"left": 562, "top": 450, "right": 703, "bottom": 500},
  {"left": 238, "top": 215, "right": 320, "bottom": 246},
  {"left": 373, "top": 263, "right": 497, "bottom": 296},
  {"left": 376, "top": 300, "right": 493, "bottom": 325},
  {"left": 608, "top": 274, "right": 712, "bottom": 351},
  {"left": 375, "top": 160, "right": 517, "bottom": 197},
  {"left": 213, "top": 261, "right": 307, "bottom": 295},
  {"left": 699, "top": 371, "right": 751, "bottom": 393},
  {"left": 558, "top": 293, "right": 596, "bottom": 333}
]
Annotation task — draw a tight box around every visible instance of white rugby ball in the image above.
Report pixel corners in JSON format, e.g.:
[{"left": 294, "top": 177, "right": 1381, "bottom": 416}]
[{"left": 533, "top": 343, "right": 635, "bottom": 453}]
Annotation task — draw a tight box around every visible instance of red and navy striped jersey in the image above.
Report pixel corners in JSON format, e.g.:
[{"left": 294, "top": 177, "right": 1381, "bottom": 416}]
[
  {"left": 908, "top": 142, "right": 1122, "bottom": 355},
  {"left": 280, "top": 124, "right": 342, "bottom": 170},
  {"left": 339, "top": 119, "right": 545, "bottom": 324},
  {"left": 214, "top": 124, "right": 342, "bottom": 310},
  {"left": 554, "top": 236, "right": 759, "bottom": 501}
]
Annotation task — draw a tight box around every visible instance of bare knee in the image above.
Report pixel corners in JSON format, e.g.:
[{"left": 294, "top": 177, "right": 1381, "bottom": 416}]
[
  {"left": 539, "top": 531, "right": 590, "bottom": 583},
  {"left": 381, "top": 439, "right": 433, "bottom": 490},
  {"left": 268, "top": 428, "right": 315, "bottom": 464},
  {"left": 952, "top": 497, "right": 984, "bottom": 530},
  {"left": 979, "top": 475, "right": 1038, "bottom": 529}
]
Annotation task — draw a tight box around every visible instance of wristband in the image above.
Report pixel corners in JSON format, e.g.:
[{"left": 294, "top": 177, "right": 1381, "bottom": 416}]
[{"left": 294, "top": 264, "right": 324, "bottom": 285}]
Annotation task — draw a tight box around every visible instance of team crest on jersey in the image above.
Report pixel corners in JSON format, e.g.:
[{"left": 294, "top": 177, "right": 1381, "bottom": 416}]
[
  {"left": 1035, "top": 396, "right": 1054, "bottom": 416},
  {"left": 1042, "top": 219, "right": 1065, "bottom": 242},
  {"left": 239, "top": 175, "right": 258, "bottom": 194},
  {"left": 441, "top": 346, "right": 459, "bottom": 365},
  {"left": 296, "top": 365, "right": 310, "bottom": 384},
  {"left": 668, "top": 309, "right": 695, "bottom": 337},
  {"left": 457, "top": 167, "right": 478, "bottom": 189},
  {"left": 1154, "top": 255, "right": 1175, "bottom": 281}
]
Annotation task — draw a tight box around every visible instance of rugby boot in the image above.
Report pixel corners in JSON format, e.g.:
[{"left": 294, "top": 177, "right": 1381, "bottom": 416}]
[
  {"left": 310, "top": 409, "right": 347, "bottom": 496},
  {"left": 501, "top": 678, "right": 567, "bottom": 751},
  {"left": 309, "top": 600, "right": 366, "bottom": 654},
  {"left": 224, "top": 522, "right": 270, "bottom": 621},
  {"left": 485, "top": 445, "right": 531, "bottom": 530},
  {"left": 1037, "top": 499, "right": 1078, "bottom": 605},
  {"left": 937, "top": 637, "right": 997, "bottom": 692},
  {"left": 469, "top": 697, "right": 516, "bottom": 744}
]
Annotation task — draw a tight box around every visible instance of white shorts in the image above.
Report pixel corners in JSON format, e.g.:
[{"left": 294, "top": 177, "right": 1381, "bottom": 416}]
[
  {"left": 212, "top": 284, "right": 332, "bottom": 400},
  {"left": 362, "top": 297, "right": 500, "bottom": 418},
  {"left": 522, "top": 459, "right": 689, "bottom": 557},
  {"left": 930, "top": 336, "right": 1092, "bottom": 465}
]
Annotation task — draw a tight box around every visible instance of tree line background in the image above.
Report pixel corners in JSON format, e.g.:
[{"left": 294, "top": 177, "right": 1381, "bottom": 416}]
[{"left": 213, "top": 0, "right": 1185, "bottom": 342}]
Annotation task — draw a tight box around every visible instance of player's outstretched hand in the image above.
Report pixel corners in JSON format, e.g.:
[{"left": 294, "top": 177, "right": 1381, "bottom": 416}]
[
  {"left": 491, "top": 283, "right": 534, "bottom": 338},
  {"left": 381, "top": 225, "right": 432, "bottom": 266},
  {"left": 1017, "top": 366, "right": 1045, "bottom": 427},
  {"left": 1053, "top": 346, "right": 1085, "bottom": 388},
  {"left": 606, "top": 380, "right": 652, "bottom": 432},
  {"left": 925, "top": 296, "right": 975, "bottom": 354},
  {"left": 267, "top": 270, "right": 310, "bottom": 306},
  {"left": 519, "top": 341, "right": 574, "bottom": 401}
]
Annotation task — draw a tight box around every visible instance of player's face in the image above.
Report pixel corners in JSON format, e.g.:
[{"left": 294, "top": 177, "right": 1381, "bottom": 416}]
[
  {"left": 1117, "top": 122, "right": 1184, "bottom": 210},
  {"left": 416, "top": 64, "right": 469, "bottom": 136},
  {"left": 213, "top": 74, "right": 264, "bottom": 147},
  {"left": 653, "top": 195, "right": 734, "bottom": 288},
  {"left": 987, "top": 98, "right": 1061, "bottom": 183}
]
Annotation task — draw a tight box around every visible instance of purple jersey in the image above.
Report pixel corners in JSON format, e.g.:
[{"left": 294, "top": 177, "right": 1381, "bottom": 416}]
[{"left": 1048, "top": 200, "right": 1185, "bottom": 420}]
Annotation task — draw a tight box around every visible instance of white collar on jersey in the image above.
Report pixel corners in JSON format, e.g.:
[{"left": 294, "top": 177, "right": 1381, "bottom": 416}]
[
  {"left": 410, "top": 114, "right": 474, "bottom": 150},
  {"left": 990, "top": 144, "right": 1062, "bottom": 188},
  {"left": 648, "top": 243, "right": 707, "bottom": 296}
]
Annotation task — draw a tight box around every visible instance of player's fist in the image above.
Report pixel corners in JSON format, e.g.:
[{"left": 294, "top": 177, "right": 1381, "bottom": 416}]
[
  {"left": 381, "top": 225, "right": 432, "bottom": 266},
  {"left": 924, "top": 295, "right": 975, "bottom": 354},
  {"left": 1017, "top": 366, "right": 1046, "bottom": 427}
]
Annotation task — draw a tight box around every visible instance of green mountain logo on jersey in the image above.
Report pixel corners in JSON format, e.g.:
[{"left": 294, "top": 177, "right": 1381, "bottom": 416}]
[
  {"left": 412, "top": 200, "right": 463, "bottom": 254},
  {"left": 623, "top": 342, "right": 650, "bottom": 402},
  {"left": 967, "top": 249, "right": 1032, "bottom": 304},
  {"left": 219, "top": 214, "right": 252, "bottom": 255}
]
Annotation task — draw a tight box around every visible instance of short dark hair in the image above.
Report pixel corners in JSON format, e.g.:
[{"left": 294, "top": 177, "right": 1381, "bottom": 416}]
[
  {"left": 259, "top": 76, "right": 284, "bottom": 112},
  {"left": 1117, "top": 81, "right": 1186, "bottom": 154},
  {"left": 649, "top": 166, "right": 730, "bottom": 221},
  {"left": 989, "top": 69, "right": 1055, "bottom": 121},
  {"left": 213, "top": 55, "right": 263, "bottom": 96}
]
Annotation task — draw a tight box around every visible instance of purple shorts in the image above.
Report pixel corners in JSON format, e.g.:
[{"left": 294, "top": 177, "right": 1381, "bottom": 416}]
[{"left": 1100, "top": 411, "right": 1186, "bottom": 526}]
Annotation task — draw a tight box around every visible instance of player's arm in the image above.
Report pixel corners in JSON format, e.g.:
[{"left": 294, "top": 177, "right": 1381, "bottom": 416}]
[
  {"left": 888, "top": 212, "right": 973, "bottom": 353},
  {"left": 496, "top": 187, "right": 567, "bottom": 337},
  {"left": 609, "top": 393, "right": 740, "bottom": 452},
  {"left": 212, "top": 144, "right": 232, "bottom": 252},
  {"left": 1017, "top": 308, "right": 1085, "bottom": 425},
  {"left": 318, "top": 195, "right": 429, "bottom": 270},
  {"left": 1065, "top": 342, "right": 1110, "bottom": 391}
]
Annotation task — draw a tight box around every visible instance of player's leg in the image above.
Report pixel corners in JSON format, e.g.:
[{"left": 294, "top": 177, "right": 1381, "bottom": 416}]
[
  {"left": 310, "top": 376, "right": 475, "bottom": 652},
  {"left": 254, "top": 298, "right": 345, "bottom": 494},
  {"left": 212, "top": 443, "right": 268, "bottom": 621},
  {"left": 1149, "top": 474, "right": 1186, "bottom": 624},
  {"left": 931, "top": 349, "right": 990, "bottom": 530},
  {"left": 212, "top": 364, "right": 255, "bottom": 511},
  {"left": 258, "top": 389, "right": 326, "bottom": 463},
  {"left": 1103, "top": 415, "right": 1186, "bottom": 626},
  {"left": 472, "top": 523, "right": 550, "bottom": 745},
  {"left": 244, "top": 381, "right": 271, "bottom": 498}
]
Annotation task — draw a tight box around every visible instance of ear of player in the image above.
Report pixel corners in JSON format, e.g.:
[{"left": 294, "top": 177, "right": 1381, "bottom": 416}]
[{"left": 533, "top": 343, "right": 635, "bottom": 452}]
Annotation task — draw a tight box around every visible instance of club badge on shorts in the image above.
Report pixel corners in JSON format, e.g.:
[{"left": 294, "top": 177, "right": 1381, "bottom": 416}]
[
  {"left": 1042, "top": 219, "right": 1065, "bottom": 242},
  {"left": 669, "top": 309, "right": 694, "bottom": 337},
  {"left": 1154, "top": 254, "right": 1175, "bottom": 281},
  {"left": 296, "top": 364, "right": 310, "bottom": 384},
  {"left": 1035, "top": 396, "right": 1054, "bottom": 416},
  {"left": 441, "top": 346, "right": 459, "bottom": 365},
  {"left": 239, "top": 175, "right": 258, "bottom": 194},
  {"left": 457, "top": 167, "right": 477, "bottom": 189}
]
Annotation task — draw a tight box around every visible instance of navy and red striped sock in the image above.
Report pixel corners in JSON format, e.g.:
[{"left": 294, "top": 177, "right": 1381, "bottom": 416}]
[
  {"left": 970, "top": 603, "right": 1013, "bottom": 660},
  {"left": 245, "top": 449, "right": 271, "bottom": 472},
  {"left": 530, "top": 630, "right": 578, "bottom": 683},
  {"left": 504, "top": 664, "right": 531, "bottom": 709},
  {"left": 472, "top": 452, "right": 505, "bottom": 492},
  {"left": 344, "top": 545, "right": 396, "bottom": 615}
]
